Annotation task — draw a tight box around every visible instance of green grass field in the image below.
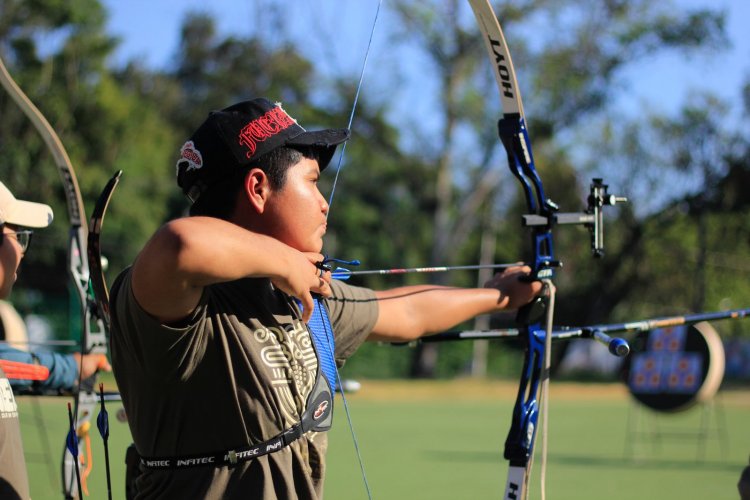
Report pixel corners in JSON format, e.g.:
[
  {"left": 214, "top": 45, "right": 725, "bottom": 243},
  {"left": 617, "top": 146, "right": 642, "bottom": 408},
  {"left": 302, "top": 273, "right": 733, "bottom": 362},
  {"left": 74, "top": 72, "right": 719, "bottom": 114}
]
[{"left": 17, "top": 379, "right": 750, "bottom": 499}]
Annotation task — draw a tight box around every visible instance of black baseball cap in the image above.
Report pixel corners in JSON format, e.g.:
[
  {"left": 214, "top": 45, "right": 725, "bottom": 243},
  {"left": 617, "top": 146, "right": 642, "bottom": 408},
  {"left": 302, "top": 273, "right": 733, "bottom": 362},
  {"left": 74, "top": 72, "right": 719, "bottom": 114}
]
[{"left": 176, "top": 98, "right": 350, "bottom": 203}]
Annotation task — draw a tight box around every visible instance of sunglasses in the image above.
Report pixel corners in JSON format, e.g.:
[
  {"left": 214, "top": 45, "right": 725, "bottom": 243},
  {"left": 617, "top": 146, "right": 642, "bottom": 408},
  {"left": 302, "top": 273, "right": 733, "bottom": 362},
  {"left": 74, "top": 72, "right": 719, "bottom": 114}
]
[{"left": 1, "top": 225, "right": 33, "bottom": 253}]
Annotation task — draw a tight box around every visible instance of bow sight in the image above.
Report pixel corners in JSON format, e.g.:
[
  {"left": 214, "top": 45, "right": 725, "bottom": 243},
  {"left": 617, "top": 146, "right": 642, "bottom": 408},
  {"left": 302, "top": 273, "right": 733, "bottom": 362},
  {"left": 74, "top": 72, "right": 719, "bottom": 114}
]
[{"left": 520, "top": 178, "right": 628, "bottom": 261}]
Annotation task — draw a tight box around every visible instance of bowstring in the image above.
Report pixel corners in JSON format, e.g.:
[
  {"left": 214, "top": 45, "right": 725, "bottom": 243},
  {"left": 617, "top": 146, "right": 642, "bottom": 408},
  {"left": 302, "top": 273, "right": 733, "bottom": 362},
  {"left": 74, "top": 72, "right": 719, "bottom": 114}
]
[
  {"left": 539, "top": 280, "right": 555, "bottom": 500},
  {"left": 325, "top": 0, "right": 384, "bottom": 219},
  {"left": 525, "top": 280, "right": 555, "bottom": 500},
  {"left": 319, "top": 2, "right": 383, "bottom": 498}
]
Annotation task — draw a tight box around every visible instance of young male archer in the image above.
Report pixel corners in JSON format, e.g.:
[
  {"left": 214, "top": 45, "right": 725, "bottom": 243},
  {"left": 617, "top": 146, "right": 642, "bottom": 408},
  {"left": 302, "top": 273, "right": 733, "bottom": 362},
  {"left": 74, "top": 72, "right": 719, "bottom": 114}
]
[{"left": 109, "top": 98, "right": 542, "bottom": 499}]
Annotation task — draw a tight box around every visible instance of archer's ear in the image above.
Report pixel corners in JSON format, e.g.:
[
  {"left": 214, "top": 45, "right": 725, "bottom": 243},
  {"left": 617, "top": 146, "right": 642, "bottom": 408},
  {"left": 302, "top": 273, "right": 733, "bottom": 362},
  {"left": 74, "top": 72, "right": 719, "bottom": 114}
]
[{"left": 243, "top": 168, "right": 271, "bottom": 213}]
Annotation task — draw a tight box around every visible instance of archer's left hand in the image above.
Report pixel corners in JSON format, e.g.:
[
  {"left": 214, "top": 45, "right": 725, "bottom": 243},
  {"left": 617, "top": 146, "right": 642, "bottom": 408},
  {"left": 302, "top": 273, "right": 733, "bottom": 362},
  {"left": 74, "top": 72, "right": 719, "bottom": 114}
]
[
  {"left": 484, "top": 265, "right": 545, "bottom": 310},
  {"left": 73, "top": 353, "right": 112, "bottom": 381}
]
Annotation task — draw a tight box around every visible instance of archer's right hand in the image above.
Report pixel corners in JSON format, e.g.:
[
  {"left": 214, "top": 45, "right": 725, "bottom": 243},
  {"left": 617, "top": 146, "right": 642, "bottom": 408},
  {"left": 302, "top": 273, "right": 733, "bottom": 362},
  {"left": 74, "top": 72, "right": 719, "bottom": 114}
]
[{"left": 271, "top": 251, "right": 332, "bottom": 322}]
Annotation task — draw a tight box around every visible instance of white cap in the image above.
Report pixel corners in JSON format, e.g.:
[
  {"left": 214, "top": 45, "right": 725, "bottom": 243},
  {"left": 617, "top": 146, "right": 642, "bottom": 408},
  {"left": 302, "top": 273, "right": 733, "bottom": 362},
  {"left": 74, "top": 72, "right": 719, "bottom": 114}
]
[{"left": 0, "top": 181, "right": 54, "bottom": 228}]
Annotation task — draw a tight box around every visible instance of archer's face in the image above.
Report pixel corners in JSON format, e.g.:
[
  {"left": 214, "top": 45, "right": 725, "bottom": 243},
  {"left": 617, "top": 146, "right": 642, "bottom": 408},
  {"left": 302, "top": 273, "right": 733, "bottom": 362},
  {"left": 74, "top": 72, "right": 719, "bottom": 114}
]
[
  {"left": 0, "top": 225, "right": 25, "bottom": 299},
  {"left": 262, "top": 157, "right": 329, "bottom": 253}
]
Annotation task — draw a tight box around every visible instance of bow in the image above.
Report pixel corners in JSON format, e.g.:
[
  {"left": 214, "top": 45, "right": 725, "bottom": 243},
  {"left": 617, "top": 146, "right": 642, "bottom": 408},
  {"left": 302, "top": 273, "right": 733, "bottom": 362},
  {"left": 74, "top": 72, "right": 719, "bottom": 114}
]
[
  {"left": 466, "top": 2, "right": 625, "bottom": 498},
  {"left": 0, "top": 55, "right": 112, "bottom": 498},
  {"left": 467, "top": 3, "right": 554, "bottom": 497}
]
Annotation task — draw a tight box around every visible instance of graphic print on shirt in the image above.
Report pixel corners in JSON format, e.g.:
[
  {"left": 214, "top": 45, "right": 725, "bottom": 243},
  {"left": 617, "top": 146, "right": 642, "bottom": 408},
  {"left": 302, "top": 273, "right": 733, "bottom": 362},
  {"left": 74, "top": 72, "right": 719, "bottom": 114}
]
[
  {"left": 0, "top": 377, "right": 19, "bottom": 419},
  {"left": 253, "top": 320, "right": 318, "bottom": 428}
]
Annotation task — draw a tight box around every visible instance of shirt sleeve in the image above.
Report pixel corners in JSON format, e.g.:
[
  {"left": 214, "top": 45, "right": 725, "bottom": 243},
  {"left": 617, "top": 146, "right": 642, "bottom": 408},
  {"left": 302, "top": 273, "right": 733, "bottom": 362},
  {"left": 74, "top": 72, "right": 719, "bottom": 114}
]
[{"left": 0, "top": 343, "right": 78, "bottom": 391}]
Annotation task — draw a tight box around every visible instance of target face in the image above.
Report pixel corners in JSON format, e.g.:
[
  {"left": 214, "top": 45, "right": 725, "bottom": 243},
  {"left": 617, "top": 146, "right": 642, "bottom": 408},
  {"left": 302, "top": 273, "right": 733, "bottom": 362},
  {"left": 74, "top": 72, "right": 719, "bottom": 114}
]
[{"left": 622, "top": 322, "right": 725, "bottom": 412}]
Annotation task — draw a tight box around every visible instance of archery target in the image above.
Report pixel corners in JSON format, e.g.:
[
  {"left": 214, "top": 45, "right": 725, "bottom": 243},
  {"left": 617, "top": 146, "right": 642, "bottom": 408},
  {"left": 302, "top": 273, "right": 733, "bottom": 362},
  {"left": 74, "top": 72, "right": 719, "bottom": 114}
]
[{"left": 622, "top": 321, "right": 724, "bottom": 412}]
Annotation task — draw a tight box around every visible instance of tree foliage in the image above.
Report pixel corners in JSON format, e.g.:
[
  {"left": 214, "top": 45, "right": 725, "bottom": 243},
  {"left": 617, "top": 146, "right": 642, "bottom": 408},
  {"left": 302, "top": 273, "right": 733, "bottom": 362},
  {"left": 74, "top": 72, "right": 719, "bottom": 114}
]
[
  {"left": 381, "top": 0, "right": 739, "bottom": 375},
  {"left": 0, "top": 0, "right": 748, "bottom": 378},
  {"left": 0, "top": 0, "right": 175, "bottom": 297}
]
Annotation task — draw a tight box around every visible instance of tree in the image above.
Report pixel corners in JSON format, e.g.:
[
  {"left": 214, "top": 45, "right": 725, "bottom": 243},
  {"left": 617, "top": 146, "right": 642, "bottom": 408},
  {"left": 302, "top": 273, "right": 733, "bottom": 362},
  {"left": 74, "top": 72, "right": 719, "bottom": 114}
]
[
  {"left": 578, "top": 90, "right": 750, "bottom": 325},
  {"left": 380, "top": 0, "right": 729, "bottom": 376},
  {"left": 0, "top": 0, "right": 177, "bottom": 339}
]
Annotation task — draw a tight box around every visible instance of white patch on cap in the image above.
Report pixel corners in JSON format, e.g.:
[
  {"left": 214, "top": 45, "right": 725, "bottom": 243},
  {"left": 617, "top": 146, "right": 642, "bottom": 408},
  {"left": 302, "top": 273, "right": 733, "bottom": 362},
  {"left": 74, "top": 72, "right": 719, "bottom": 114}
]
[
  {"left": 274, "top": 101, "right": 302, "bottom": 128},
  {"left": 176, "top": 140, "right": 204, "bottom": 174}
]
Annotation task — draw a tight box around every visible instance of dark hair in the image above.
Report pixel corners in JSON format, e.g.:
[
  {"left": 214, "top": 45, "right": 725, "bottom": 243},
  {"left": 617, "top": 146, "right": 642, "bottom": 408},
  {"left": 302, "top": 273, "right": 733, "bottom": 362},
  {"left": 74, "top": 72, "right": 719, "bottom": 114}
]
[{"left": 189, "top": 146, "right": 324, "bottom": 218}]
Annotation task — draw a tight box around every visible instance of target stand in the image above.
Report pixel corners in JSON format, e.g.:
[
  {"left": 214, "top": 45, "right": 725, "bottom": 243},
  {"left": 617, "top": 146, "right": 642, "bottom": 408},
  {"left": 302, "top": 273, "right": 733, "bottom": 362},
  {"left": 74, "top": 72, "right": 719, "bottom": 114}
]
[{"left": 620, "top": 321, "right": 728, "bottom": 462}]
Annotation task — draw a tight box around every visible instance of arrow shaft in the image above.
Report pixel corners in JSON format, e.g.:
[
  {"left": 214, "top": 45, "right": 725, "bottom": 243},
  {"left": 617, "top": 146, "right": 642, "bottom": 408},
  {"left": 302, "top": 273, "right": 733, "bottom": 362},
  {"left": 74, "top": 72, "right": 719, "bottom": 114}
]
[{"left": 333, "top": 262, "right": 523, "bottom": 279}]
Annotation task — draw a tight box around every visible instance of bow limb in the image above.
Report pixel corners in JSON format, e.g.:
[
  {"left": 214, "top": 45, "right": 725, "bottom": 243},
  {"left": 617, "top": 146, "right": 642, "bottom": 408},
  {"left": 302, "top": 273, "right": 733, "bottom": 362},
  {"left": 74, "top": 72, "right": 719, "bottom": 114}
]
[{"left": 0, "top": 55, "right": 108, "bottom": 499}]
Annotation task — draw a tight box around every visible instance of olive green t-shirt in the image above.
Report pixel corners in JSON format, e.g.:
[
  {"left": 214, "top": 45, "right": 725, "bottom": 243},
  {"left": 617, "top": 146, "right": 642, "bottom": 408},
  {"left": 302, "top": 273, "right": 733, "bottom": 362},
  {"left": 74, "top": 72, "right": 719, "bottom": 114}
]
[{"left": 110, "top": 270, "right": 377, "bottom": 499}]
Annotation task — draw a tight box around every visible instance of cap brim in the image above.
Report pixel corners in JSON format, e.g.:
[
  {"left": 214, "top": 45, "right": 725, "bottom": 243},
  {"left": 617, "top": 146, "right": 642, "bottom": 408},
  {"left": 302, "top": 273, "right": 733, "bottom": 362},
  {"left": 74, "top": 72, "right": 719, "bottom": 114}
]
[
  {"left": 286, "top": 128, "right": 351, "bottom": 169},
  {"left": 5, "top": 200, "right": 54, "bottom": 228}
]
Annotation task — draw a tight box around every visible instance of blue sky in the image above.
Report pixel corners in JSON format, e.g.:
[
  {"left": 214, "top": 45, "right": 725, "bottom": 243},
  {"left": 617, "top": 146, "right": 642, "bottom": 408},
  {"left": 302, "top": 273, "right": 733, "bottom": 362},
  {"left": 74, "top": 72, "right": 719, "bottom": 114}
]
[
  {"left": 102, "top": 0, "right": 750, "bottom": 117},
  {"left": 100, "top": 0, "right": 750, "bottom": 213}
]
